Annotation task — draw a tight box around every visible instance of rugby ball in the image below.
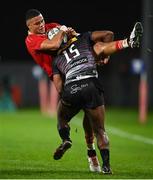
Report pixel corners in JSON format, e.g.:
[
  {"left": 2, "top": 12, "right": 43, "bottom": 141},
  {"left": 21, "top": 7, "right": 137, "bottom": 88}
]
[{"left": 47, "top": 27, "right": 67, "bottom": 43}]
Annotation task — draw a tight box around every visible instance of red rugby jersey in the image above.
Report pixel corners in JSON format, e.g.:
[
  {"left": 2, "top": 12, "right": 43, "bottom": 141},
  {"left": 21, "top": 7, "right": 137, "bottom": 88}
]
[{"left": 25, "top": 23, "right": 60, "bottom": 78}]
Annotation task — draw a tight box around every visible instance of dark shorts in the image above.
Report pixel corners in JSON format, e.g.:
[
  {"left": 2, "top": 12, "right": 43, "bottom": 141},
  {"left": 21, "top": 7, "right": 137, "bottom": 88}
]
[{"left": 61, "top": 78, "right": 104, "bottom": 109}]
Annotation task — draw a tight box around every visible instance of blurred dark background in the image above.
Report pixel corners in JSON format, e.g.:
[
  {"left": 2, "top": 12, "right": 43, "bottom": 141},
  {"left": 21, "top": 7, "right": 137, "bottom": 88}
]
[
  {"left": 1, "top": 0, "right": 153, "bottom": 110},
  {"left": 2, "top": 0, "right": 142, "bottom": 61}
]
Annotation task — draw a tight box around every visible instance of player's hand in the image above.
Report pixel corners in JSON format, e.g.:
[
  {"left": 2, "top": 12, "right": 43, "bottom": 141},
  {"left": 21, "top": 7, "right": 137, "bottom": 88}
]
[
  {"left": 60, "top": 25, "right": 68, "bottom": 32},
  {"left": 103, "top": 56, "right": 110, "bottom": 64},
  {"left": 95, "top": 56, "right": 110, "bottom": 66},
  {"left": 66, "top": 27, "right": 79, "bottom": 38}
]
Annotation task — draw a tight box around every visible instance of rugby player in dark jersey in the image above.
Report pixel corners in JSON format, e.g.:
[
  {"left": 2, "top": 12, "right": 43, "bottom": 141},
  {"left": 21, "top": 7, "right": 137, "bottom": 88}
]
[
  {"left": 52, "top": 22, "right": 143, "bottom": 174},
  {"left": 25, "top": 9, "right": 115, "bottom": 172}
]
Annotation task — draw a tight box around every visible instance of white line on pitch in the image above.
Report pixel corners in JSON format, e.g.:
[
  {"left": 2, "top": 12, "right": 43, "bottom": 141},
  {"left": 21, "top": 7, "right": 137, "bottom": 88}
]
[
  {"left": 72, "top": 117, "right": 153, "bottom": 145},
  {"left": 107, "top": 126, "right": 153, "bottom": 145}
]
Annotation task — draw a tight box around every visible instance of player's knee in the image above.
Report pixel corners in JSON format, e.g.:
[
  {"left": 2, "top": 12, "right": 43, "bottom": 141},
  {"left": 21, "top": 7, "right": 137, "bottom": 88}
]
[{"left": 93, "top": 42, "right": 105, "bottom": 56}]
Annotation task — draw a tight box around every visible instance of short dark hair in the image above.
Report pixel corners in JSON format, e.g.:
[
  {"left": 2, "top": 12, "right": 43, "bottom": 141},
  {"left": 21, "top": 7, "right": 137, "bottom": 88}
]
[{"left": 25, "top": 9, "right": 41, "bottom": 21}]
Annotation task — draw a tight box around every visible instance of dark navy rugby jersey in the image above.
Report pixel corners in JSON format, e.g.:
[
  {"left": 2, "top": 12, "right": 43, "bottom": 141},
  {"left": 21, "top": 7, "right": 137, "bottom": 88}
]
[{"left": 52, "top": 32, "right": 98, "bottom": 85}]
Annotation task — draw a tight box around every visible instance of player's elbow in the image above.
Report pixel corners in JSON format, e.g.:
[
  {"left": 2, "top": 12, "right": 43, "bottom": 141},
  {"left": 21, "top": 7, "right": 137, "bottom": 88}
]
[{"left": 53, "top": 42, "right": 62, "bottom": 49}]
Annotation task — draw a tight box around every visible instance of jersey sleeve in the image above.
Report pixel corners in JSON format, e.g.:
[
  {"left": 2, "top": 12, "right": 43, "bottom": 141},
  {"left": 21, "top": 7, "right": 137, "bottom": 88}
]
[{"left": 25, "top": 34, "right": 47, "bottom": 51}]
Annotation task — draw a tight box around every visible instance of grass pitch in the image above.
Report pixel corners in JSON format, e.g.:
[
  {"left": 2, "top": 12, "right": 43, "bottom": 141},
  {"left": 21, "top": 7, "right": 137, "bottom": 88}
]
[{"left": 0, "top": 108, "right": 153, "bottom": 179}]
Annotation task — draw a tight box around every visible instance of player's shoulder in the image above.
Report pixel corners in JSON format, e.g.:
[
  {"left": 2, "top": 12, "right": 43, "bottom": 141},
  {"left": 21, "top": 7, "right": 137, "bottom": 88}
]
[
  {"left": 79, "top": 31, "right": 91, "bottom": 36},
  {"left": 78, "top": 31, "right": 92, "bottom": 41},
  {"left": 27, "top": 33, "right": 46, "bottom": 41},
  {"left": 25, "top": 34, "right": 46, "bottom": 50}
]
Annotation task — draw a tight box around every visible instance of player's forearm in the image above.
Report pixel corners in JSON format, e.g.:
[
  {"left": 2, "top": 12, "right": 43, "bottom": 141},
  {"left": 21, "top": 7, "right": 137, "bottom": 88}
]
[
  {"left": 53, "top": 74, "right": 63, "bottom": 94},
  {"left": 40, "top": 31, "right": 66, "bottom": 50}
]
